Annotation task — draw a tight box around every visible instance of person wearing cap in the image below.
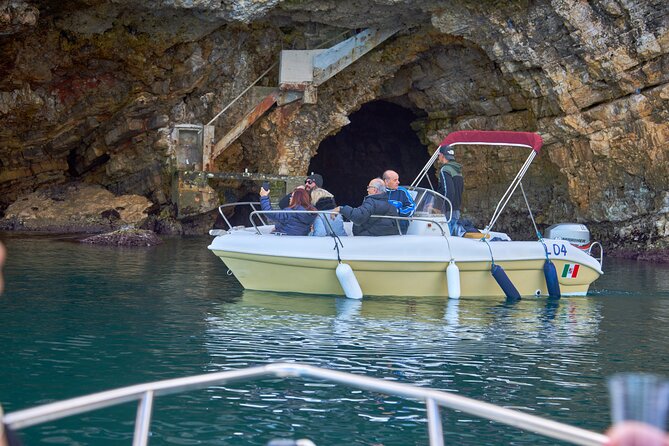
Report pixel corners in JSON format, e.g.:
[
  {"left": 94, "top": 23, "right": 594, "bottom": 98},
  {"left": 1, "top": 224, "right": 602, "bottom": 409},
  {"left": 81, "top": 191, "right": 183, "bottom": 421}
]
[
  {"left": 382, "top": 170, "right": 415, "bottom": 234},
  {"left": 437, "top": 146, "right": 464, "bottom": 235},
  {"left": 278, "top": 173, "right": 323, "bottom": 209}
]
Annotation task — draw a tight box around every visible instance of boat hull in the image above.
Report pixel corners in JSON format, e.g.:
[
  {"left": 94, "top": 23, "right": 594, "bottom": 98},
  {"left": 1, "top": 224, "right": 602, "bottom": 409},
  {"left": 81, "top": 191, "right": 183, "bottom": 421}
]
[{"left": 209, "top": 231, "right": 602, "bottom": 298}]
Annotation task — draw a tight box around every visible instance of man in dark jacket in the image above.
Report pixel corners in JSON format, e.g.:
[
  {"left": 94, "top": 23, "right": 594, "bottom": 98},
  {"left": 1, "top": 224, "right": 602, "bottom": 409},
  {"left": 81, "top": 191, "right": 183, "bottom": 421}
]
[
  {"left": 278, "top": 173, "right": 323, "bottom": 209},
  {"left": 335, "top": 178, "right": 399, "bottom": 236},
  {"left": 437, "top": 146, "right": 464, "bottom": 235}
]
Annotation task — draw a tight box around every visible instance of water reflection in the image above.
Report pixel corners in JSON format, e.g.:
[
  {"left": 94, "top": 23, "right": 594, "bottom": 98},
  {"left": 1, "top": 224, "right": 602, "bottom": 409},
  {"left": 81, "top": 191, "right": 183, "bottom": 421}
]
[
  {"left": 444, "top": 298, "right": 459, "bottom": 330},
  {"left": 226, "top": 291, "right": 604, "bottom": 343}
]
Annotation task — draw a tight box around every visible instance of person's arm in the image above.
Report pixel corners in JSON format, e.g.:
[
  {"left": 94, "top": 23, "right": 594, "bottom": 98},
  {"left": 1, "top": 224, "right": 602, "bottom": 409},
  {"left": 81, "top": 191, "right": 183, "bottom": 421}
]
[
  {"left": 340, "top": 200, "right": 373, "bottom": 225},
  {"left": 260, "top": 195, "right": 290, "bottom": 224}
]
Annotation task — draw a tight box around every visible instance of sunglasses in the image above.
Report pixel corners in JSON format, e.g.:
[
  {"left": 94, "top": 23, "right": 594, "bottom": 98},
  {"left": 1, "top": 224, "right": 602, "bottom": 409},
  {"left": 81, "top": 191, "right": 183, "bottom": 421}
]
[{"left": 305, "top": 179, "right": 315, "bottom": 184}]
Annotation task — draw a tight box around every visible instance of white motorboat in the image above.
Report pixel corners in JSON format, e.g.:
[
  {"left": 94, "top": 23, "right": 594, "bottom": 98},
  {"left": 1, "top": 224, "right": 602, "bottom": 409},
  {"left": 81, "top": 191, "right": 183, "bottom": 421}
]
[{"left": 208, "top": 131, "right": 603, "bottom": 299}]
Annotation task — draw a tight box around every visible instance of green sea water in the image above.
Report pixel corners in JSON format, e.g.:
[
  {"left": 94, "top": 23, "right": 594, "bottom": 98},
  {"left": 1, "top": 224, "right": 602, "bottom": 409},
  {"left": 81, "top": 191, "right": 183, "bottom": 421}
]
[{"left": 1, "top": 234, "right": 668, "bottom": 445}]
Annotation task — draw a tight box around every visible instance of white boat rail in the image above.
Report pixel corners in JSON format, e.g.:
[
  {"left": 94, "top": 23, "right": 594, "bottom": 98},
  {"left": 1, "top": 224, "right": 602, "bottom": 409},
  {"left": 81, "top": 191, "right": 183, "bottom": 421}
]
[
  {"left": 216, "top": 202, "right": 268, "bottom": 230},
  {"left": 1, "top": 363, "right": 608, "bottom": 446},
  {"left": 212, "top": 187, "right": 452, "bottom": 234},
  {"left": 247, "top": 209, "right": 451, "bottom": 236},
  {"left": 588, "top": 241, "right": 604, "bottom": 267}
]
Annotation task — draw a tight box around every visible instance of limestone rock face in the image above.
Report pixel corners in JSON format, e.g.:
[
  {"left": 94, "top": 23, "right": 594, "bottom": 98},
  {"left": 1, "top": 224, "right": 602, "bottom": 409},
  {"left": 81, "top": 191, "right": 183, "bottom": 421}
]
[
  {"left": 0, "top": 0, "right": 668, "bottom": 258},
  {"left": 0, "top": 183, "right": 153, "bottom": 233},
  {"left": 80, "top": 228, "right": 162, "bottom": 246}
]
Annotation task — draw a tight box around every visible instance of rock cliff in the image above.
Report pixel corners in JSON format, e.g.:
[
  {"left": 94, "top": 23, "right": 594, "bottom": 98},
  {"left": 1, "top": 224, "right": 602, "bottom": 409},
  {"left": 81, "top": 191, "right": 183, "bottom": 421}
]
[{"left": 0, "top": 0, "right": 667, "bottom": 259}]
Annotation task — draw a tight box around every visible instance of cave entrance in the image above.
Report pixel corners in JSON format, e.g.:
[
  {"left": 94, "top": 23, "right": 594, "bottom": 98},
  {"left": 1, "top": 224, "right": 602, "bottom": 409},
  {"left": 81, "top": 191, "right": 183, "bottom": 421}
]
[{"left": 308, "top": 100, "right": 430, "bottom": 207}]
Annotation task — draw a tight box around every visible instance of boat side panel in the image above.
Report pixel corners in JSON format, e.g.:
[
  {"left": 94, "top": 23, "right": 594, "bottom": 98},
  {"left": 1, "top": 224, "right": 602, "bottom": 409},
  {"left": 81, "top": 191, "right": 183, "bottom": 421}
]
[
  {"left": 209, "top": 234, "right": 603, "bottom": 277},
  {"left": 211, "top": 251, "right": 593, "bottom": 297}
]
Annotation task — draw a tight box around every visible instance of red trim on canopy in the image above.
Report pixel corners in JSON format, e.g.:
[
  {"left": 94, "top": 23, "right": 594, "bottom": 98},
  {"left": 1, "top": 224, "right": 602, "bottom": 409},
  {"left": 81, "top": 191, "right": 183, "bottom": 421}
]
[{"left": 439, "top": 130, "right": 543, "bottom": 153}]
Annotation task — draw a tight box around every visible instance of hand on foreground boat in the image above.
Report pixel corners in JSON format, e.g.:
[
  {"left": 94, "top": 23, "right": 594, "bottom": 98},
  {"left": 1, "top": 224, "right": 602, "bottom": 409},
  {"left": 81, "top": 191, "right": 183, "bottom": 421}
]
[
  {"left": 606, "top": 422, "right": 669, "bottom": 446},
  {"left": 259, "top": 186, "right": 270, "bottom": 197}
]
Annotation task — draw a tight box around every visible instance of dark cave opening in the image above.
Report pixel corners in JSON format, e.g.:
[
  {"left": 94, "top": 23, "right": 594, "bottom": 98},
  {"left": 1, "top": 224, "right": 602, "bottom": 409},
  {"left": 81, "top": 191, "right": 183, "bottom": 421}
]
[{"left": 308, "top": 100, "right": 430, "bottom": 207}]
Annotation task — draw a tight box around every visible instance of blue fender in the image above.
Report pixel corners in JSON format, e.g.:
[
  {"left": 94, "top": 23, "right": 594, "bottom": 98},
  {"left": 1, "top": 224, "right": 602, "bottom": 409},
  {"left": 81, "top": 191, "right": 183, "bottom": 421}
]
[
  {"left": 491, "top": 264, "right": 521, "bottom": 302},
  {"left": 543, "top": 259, "right": 561, "bottom": 298}
]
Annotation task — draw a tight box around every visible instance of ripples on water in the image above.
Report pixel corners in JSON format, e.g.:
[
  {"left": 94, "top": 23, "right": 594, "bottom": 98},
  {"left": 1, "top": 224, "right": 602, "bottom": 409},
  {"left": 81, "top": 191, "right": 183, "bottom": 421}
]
[{"left": 1, "top": 235, "right": 668, "bottom": 445}]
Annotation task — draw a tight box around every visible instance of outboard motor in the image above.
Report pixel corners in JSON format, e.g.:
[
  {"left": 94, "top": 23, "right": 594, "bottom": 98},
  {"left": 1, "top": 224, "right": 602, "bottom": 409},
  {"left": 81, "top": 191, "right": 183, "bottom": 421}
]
[
  {"left": 545, "top": 223, "right": 590, "bottom": 248},
  {"left": 545, "top": 223, "right": 603, "bottom": 264}
]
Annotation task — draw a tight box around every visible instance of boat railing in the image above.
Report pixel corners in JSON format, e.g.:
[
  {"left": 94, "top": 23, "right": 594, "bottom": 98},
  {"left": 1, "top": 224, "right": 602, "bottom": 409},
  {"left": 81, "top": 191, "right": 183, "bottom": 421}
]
[
  {"left": 217, "top": 202, "right": 269, "bottom": 230},
  {"left": 247, "top": 210, "right": 340, "bottom": 235},
  {"left": 247, "top": 210, "right": 451, "bottom": 236},
  {"left": 1, "top": 362, "right": 608, "bottom": 446},
  {"left": 588, "top": 241, "right": 604, "bottom": 267}
]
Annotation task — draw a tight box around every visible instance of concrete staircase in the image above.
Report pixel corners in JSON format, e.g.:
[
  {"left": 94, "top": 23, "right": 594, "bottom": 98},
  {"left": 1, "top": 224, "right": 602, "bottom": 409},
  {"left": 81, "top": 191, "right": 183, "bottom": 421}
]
[{"left": 203, "top": 27, "right": 399, "bottom": 170}]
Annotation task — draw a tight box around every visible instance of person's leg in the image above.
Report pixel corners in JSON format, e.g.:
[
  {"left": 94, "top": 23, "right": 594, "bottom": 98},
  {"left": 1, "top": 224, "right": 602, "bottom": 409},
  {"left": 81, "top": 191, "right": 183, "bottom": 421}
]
[{"left": 448, "top": 210, "right": 461, "bottom": 235}]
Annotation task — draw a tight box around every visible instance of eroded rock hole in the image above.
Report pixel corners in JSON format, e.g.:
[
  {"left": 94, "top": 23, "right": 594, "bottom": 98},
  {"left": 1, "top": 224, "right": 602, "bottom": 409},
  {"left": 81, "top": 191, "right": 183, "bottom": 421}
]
[{"left": 308, "top": 100, "right": 429, "bottom": 207}]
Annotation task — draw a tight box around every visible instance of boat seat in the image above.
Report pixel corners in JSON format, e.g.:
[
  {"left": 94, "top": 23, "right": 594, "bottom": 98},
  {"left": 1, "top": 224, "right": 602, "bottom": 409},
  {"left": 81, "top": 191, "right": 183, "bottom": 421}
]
[{"left": 463, "top": 232, "right": 490, "bottom": 239}]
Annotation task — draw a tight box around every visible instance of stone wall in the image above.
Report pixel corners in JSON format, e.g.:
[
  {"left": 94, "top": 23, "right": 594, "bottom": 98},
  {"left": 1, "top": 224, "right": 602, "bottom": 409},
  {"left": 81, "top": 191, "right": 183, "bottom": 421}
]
[{"left": 0, "top": 0, "right": 667, "bottom": 258}]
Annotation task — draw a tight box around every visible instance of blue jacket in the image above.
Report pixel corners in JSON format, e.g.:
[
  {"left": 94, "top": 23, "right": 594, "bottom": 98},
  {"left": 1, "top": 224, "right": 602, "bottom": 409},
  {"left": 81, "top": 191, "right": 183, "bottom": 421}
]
[
  {"left": 340, "top": 193, "right": 399, "bottom": 236},
  {"left": 260, "top": 196, "right": 315, "bottom": 236},
  {"left": 386, "top": 187, "right": 416, "bottom": 217},
  {"left": 387, "top": 186, "right": 415, "bottom": 233},
  {"left": 310, "top": 214, "right": 348, "bottom": 237}
]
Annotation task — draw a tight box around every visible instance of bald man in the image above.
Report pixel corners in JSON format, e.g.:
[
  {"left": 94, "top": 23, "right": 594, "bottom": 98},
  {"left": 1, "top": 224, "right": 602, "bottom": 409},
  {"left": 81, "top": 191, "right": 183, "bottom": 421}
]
[{"left": 383, "top": 170, "right": 415, "bottom": 234}]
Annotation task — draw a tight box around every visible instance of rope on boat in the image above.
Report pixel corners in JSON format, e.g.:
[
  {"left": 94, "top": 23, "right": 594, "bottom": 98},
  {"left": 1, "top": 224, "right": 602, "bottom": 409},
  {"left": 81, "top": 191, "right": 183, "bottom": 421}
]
[
  {"left": 483, "top": 151, "right": 536, "bottom": 237},
  {"left": 519, "top": 181, "right": 549, "bottom": 260},
  {"left": 520, "top": 182, "right": 541, "bottom": 240},
  {"left": 332, "top": 233, "right": 344, "bottom": 263}
]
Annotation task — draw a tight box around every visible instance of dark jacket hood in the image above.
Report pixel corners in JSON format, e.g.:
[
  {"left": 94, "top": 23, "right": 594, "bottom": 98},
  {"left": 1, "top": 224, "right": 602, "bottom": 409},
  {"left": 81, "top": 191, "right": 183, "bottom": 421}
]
[{"left": 315, "top": 196, "right": 337, "bottom": 210}]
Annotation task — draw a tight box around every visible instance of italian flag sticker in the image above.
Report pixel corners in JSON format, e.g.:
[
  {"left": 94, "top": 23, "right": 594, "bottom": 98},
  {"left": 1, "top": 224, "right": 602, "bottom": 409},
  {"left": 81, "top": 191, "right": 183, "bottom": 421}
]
[{"left": 562, "top": 263, "right": 580, "bottom": 278}]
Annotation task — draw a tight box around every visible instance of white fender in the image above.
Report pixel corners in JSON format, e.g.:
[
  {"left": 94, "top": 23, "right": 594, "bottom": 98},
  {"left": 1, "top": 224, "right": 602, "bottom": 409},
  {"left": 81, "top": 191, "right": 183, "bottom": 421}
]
[
  {"left": 447, "top": 260, "right": 461, "bottom": 299},
  {"left": 336, "top": 263, "right": 363, "bottom": 299}
]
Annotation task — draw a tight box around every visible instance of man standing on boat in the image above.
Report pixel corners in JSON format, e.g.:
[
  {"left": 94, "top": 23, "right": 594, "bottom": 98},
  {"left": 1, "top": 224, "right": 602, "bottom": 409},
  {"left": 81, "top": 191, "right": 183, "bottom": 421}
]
[
  {"left": 278, "top": 173, "right": 323, "bottom": 209},
  {"left": 334, "top": 178, "right": 399, "bottom": 236},
  {"left": 437, "top": 146, "right": 464, "bottom": 235},
  {"left": 383, "top": 170, "right": 415, "bottom": 234}
]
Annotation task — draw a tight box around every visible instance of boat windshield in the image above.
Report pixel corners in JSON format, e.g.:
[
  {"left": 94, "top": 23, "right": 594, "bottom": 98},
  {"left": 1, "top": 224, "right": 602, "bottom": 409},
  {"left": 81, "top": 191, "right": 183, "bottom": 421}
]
[{"left": 405, "top": 186, "right": 452, "bottom": 220}]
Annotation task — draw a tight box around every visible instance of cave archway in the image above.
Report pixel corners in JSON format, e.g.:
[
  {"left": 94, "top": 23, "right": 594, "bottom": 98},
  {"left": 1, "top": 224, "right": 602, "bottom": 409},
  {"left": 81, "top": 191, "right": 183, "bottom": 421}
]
[{"left": 308, "top": 100, "right": 430, "bottom": 206}]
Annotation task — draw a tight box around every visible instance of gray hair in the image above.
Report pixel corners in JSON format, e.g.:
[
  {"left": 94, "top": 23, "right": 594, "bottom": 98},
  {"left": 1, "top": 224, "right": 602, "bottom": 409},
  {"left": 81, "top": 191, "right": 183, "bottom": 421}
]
[{"left": 370, "top": 178, "right": 386, "bottom": 193}]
